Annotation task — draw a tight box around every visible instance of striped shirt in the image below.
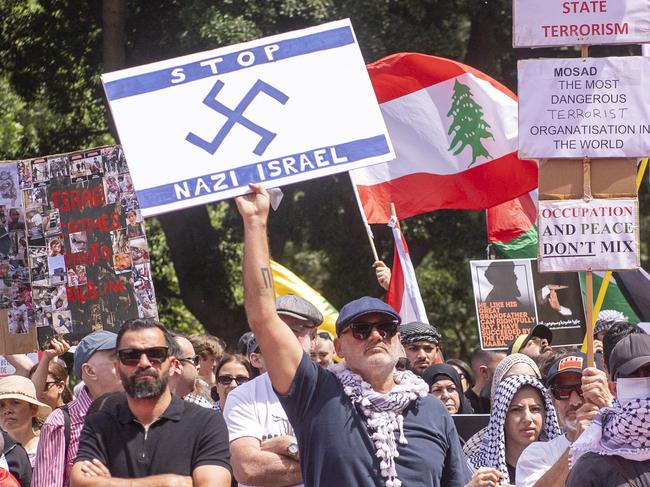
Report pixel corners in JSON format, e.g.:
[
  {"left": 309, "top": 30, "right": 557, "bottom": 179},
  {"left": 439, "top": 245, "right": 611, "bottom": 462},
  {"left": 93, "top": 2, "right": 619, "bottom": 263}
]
[{"left": 31, "top": 387, "right": 92, "bottom": 487}]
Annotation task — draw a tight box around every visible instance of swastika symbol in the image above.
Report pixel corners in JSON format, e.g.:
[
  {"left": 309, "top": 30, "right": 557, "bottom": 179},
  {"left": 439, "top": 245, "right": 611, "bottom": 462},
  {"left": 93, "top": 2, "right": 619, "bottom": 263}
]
[{"left": 186, "top": 79, "right": 289, "bottom": 156}]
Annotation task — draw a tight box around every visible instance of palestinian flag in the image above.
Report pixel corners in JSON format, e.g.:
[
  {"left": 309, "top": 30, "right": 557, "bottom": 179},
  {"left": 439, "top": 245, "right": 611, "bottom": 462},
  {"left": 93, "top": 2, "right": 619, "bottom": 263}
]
[
  {"left": 350, "top": 52, "right": 538, "bottom": 224},
  {"left": 487, "top": 191, "right": 538, "bottom": 259}
]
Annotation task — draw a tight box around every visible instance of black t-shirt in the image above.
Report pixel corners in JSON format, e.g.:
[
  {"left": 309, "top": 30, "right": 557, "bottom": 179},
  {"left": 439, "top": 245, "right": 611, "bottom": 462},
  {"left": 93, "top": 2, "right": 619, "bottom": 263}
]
[
  {"left": 567, "top": 452, "right": 650, "bottom": 487},
  {"left": 465, "top": 389, "right": 491, "bottom": 414},
  {"left": 2, "top": 431, "right": 31, "bottom": 487},
  {"left": 278, "top": 353, "right": 471, "bottom": 487},
  {"left": 75, "top": 394, "right": 231, "bottom": 478}
]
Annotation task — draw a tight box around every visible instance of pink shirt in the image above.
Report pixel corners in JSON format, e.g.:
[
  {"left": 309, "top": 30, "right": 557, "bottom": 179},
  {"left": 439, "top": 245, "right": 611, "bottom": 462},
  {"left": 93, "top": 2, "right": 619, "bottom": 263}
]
[{"left": 32, "top": 387, "right": 92, "bottom": 487}]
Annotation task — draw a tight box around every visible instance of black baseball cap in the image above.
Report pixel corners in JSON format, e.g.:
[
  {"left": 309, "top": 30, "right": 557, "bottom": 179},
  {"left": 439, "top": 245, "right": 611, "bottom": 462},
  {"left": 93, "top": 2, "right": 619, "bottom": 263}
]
[{"left": 609, "top": 334, "right": 650, "bottom": 379}]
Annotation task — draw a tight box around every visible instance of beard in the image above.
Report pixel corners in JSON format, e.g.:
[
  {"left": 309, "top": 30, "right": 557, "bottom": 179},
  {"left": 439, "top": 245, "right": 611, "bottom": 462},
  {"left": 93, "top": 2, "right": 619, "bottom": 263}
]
[{"left": 120, "top": 367, "right": 168, "bottom": 399}]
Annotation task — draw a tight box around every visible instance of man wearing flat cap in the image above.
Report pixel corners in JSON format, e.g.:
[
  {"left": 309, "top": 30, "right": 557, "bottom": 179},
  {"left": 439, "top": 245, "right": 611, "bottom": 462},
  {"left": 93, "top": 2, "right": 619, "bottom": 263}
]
[
  {"left": 400, "top": 321, "right": 442, "bottom": 375},
  {"left": 236, "top": 184, "right": 469, "bottom": 487},
  {"left": 225, "top": 294, "right": 322, "bottom": 487},
  {"left": 567, "top": 334, "right": 650, "bottom": 486}
]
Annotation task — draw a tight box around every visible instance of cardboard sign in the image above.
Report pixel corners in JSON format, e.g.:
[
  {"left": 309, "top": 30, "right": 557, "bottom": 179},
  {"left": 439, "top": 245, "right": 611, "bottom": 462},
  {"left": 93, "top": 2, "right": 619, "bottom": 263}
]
[
  {"left": 513, "top": 0, "right": 650, "bottom": 47},
  {"left": 471, "top": 259, "right": 586, "bottom": 350},
  {"left": 0, "top": 353, "right": 38, "bottom": 377},
  {"left": 0, "top": 146, "right": 158, "bottom": 352},
  {"left": 102, "top": 19, "right": 394, "bottom": 216},
  {"left": 518, "top": 56, "right": 650, "bottom": 158},
  {"left": 538, "top": 198, "right": 640, "bottom": 272}
]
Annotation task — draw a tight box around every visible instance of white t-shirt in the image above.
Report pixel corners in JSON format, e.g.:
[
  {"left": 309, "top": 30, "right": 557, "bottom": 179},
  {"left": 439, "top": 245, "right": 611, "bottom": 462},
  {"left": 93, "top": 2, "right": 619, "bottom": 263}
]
[
  {"left": 516, "top": 434, "right": 570, "bottom": 487},
  {"left": 224, "top": 373, "right": 303, "bottom": 487}
]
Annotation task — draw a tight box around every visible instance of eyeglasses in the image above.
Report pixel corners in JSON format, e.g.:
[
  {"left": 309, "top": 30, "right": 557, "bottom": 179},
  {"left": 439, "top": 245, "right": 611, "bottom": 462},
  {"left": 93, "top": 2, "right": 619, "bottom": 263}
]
[
  {"left": 342, "top": 321, "right": 399, "bottom": 341},
  {"left": 318, "top": 331, "right": 333, "bottom": 341},
  {"left": 44, "top": 381, "right": 60, "bottom": 391},
  {"left": 178, "top": 355, "right": 200, "bottom": 367},
  {"left": 217, "top": 375, "right": 250, "bottom": 386},
  {"left": 117, "top": 347, "right": 169, "bottom": 366},
  {"left": 550, "top": 383, "right": 583, "bottom": 400}
]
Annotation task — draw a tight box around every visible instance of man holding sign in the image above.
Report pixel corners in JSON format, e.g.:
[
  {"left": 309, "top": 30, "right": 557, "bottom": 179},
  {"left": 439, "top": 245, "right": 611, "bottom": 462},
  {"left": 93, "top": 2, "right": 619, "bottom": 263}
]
[{"left": 236, "top": 184, "right": 470, "bottom": 487}]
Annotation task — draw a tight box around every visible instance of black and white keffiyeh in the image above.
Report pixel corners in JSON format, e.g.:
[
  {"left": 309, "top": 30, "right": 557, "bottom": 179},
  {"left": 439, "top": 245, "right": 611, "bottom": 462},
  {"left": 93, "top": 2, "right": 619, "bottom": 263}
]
[
  {"left": 468, "top": 374, "right": 561, "bottom": 484},
  {"left": 399, "top": 321, "right": 441, "bottom": 345},
  {"left": 330, "top": 362, "right": 429, "bottom": 487},
  {"left": 570, "top": 398, "right": 650, "bottom": 466}
]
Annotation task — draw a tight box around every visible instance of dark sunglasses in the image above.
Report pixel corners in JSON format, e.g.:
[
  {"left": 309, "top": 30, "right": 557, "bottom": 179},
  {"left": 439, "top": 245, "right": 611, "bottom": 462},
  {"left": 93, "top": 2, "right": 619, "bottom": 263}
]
[
  {"left": 343, "top": 321, "right": 399, "bottom": 341},
  {"left": 44, "top": 381, "right": 60, "bottom": 391},
  {"left": 117, "top": 346, "right": 169, "bottom": 366},
  {"left": 217, "top": 375, "right": 250, "bottom": 386},
  {"left": 178, "top": 355, "right": 200, "bottom": 367},
  {"left": 318, "top": 331, "right": 333, "bottom": 341},
  {"left": 550, "top": 383, "right": 583, "bottom": 401}
]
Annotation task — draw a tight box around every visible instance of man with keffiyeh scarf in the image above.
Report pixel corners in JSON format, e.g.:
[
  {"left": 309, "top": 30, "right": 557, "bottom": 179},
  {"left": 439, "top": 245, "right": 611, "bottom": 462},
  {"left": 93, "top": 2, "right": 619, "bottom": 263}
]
[
  {"left": 567, "top": 334, "right": 650, "bottom": 486},
  {"left": 236, "top": 184, "right": 470, "bottom": 487}
]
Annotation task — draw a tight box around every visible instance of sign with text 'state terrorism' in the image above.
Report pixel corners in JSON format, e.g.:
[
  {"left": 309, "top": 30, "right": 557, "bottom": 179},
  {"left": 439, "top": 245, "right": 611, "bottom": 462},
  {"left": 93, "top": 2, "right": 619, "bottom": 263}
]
[
  {"left": 513, "top": 0, "right": 650, "bottom": 48},
  {"left": 102, "top": 19, "right": 394, "bottom": 217},
  {"left": 518, "top": 56, "right": 650, "bottom": 159}
]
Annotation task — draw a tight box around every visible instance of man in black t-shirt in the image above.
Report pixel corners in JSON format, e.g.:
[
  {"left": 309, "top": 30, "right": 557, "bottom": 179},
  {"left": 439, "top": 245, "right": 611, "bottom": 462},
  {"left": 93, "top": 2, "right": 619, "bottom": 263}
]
[{"left": 70, "top": 318, "right": 232, "bottom": 486}]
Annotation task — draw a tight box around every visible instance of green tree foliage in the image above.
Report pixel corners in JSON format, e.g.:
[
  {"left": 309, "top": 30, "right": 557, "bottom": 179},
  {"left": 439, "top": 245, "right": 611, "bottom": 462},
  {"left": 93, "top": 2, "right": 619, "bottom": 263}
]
[{"left": 0, "top": 0, "right": 648, "bottom": 360}]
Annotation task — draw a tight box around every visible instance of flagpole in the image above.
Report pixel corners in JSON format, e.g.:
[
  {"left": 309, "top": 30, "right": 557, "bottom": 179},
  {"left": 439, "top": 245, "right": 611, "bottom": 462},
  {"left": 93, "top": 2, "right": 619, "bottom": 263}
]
[{"left": 348, "top": 173, "right": 380, "bottom": 262}]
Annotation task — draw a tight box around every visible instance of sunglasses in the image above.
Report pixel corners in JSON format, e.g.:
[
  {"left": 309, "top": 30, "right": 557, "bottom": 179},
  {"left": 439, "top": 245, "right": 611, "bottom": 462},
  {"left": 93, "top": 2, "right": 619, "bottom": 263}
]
[
  {"left": 44, "top": 381, "right": 60, "bottom": 391},
  {"left": 178, "top": 355, "right": 200, "bottom": 367},
  {"left": 550, "top": 383, "right": 583, "bottom": 401},
  {"left": 318, "top": 331, "right": 333, "bottom": 341},
  {"left": 217, "top": 375, "right": 250, "bottom": 386},
  {"left": 117, "top": 347, "right": 169, "bottom": 366},
  {"left": 343, "top": 321, "right": 399, "bottom": 341}
]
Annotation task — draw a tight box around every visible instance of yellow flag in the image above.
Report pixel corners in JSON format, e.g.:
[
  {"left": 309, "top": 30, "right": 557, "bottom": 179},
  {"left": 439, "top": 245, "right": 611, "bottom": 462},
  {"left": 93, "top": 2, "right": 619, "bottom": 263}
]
[{"left": 270, "top": 260, "right": 338, "bottom": 338}]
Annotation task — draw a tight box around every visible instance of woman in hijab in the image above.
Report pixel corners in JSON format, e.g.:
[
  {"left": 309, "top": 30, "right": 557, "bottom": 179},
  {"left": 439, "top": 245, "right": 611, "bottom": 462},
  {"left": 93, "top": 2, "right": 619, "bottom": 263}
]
[
  {"left": 467, "top": 375, "right": 561, "bottom": 486},
  {"left": 422, "top": 364, "right": 474, "bottom": 414}
]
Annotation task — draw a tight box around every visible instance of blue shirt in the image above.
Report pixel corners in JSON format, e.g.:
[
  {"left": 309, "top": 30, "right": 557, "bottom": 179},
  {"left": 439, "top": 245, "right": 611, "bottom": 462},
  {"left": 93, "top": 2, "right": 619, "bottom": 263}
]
[{"left": 278, "top": 353, "right": 471, "bottom": 487}]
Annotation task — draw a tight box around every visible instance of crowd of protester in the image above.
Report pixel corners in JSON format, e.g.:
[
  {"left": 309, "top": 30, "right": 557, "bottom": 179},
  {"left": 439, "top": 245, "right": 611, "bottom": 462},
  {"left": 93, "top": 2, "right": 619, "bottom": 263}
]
[{"left": 0, "top": 185, "right": 648, "bottom": 486}]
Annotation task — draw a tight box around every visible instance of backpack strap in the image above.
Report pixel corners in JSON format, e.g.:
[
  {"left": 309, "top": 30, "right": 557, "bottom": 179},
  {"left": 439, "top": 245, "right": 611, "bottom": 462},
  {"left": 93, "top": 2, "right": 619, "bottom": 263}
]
[{"left": 604, "top": 455, "right": 642, "bottom": 487}]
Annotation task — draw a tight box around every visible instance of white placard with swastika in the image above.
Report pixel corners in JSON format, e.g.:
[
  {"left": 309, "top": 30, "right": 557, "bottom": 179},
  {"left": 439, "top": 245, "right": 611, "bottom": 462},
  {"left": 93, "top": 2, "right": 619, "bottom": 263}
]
[{"left": 101, "top": 19, "right": 394, "bottom": 217}]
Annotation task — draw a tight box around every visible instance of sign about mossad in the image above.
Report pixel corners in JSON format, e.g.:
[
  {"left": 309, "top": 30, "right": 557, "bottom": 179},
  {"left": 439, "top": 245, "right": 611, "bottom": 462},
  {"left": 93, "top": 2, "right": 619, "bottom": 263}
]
[
  {"left": 538, "top": 199, "right": 640, "bottom": 272},
  {"left": 101, "top": 19, "right": 394, "bottom": 217},
  {"left": 518, "top": 57, "right": 650, "bottom": 159},
  {"left": 513, "top": 0, "right": 650, "bottom": 47}
]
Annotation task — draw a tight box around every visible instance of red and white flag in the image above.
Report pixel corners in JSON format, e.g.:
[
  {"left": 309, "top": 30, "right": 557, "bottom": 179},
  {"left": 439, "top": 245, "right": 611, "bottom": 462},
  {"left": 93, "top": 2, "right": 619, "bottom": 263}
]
[
  {"left": 385, "top": 216, "right": 428, "bottom": 324},
  {"left": 350, "top": 52, "right": 538, "bottom": 224}
]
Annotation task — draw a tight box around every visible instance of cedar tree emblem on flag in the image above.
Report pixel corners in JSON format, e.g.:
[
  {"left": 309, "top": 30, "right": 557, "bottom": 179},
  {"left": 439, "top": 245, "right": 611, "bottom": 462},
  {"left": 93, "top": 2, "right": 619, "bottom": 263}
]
[{"left": 447, "top": 80, "right": 495, "bottom": 167}]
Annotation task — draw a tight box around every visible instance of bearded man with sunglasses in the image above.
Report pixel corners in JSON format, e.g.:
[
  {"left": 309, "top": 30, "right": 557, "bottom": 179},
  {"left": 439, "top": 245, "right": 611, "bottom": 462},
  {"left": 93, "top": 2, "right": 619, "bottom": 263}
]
[
  {"left": 236, "top": 184, "right": 470, "bottom": 487},
  {"left": 70, "top": 318, "right": 232, "bottom": 487},
  {"left": 516, "top": 351, "right": 612, "bottom": 487}
]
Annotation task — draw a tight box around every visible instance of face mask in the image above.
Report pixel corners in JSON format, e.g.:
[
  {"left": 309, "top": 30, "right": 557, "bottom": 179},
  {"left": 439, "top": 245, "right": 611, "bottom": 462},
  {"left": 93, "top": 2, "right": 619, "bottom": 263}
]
[{"left": 616, "top": 377, "right": 650, "bottom": 404}]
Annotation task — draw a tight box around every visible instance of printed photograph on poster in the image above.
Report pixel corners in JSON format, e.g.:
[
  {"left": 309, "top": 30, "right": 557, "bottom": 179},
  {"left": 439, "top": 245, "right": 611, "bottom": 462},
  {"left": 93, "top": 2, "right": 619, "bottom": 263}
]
[
  {"left": 126, "top": 210, "right": 144, "bottom": 238},
  {"left": 0, "top": 226, "right": 9, "bottom": 258},
  {"left": 48, "top": 156, "right": 69, "bottom": 178},
  {"left": 8, "top": 307, "right": 30, "bottom": 334},
  {"left": 75, "top": 264, "right": 88, "bottom": 285},
  {"left": 7, "top": 208, "right": 24, "bottom": 231},
  {"left": 111, "top": 229, "right": 129, "bottom": 254},
  {"left": 136, "top": 290, "right": 157, "bottom": 318},
  {"left": 47, "top": 255, "right": 66, "bottom": 285},
  {"left": 32, "top": 287, "right": 53, "bottom": 311},
  {"left": 31, "top": 158, "right": 49, "bottom": 186},
  {"left": 104, "top": 175, "right": 120, "bottom": 204},
  {"left": 0, "top": 163, "right": 20, "bottom": 207},
  {"left": 50, "top": 285, "right": 68, "bottom": 311},
  {"left": 119, "top": 191, "right": 139, "bottom": 212},
  {"left": 69, "top": 231, "right": 87, "bottom": 253},
  {"left": 9, "top": 231, "right": 27, "bottom": 259},
  {"left": 24, "top": 186, "right": 48, "bottom": 209},
  {"left": 134, "top": 263, "right": 153, "bottom": 294},
  {"left": 0, "top": 282, "right": 10, "bottom": 309},
  {"left": 47, "top": 236, "right": 65, "bottom": 257},
  {"left": 9, "top": 258, "right": 29, "bottom": 283},
  {"left": 470, "top": 259, "right": 538, "bottom": 350},
  {"left": 530, "top": 264, "right": 585, "bottom": 346},
  {"left": 51, "top": 309, "right": 73, "bottom": 334},
  {"left": 26, "top": 208, "right": 44, "bottom": 241},
  {"left": 129, "top": 237, "right": 149, "bottom": 265},
  {"left": 84, "top": 151, "right": 103, "bottom": 179},
  {"left": 17, "top": 160, "right": 32, "bottom": 189},
  {"left": 29, "top": 247, "right": 49, "bottom": 286},
  {"left": 43, "top": 208, "right": 61, "bottom": 237}
]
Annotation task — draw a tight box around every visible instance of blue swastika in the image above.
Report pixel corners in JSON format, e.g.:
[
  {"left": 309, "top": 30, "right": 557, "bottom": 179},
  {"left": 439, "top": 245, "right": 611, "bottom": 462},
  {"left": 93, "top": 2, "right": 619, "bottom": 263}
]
[{"left": 186, "top": 79, "right": 289, "bottom": 156}]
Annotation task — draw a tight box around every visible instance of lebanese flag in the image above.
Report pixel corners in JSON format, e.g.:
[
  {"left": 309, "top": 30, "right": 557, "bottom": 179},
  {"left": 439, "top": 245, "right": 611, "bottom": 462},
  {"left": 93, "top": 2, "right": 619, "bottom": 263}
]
[
  {"left": 487, "top": 191, "right": 538, "bottom": 259},
  {"left": 350, "top": 52, "right": 538, "bottom": 224},
  {"left": 385, "top": 216, "right": 428, "bottom": 324}
]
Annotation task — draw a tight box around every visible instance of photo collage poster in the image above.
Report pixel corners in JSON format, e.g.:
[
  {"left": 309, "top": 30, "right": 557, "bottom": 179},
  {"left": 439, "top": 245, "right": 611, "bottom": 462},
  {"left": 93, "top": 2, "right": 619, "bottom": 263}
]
[{"left": 0, "top": 146, "right": 158, "bottom": 347}]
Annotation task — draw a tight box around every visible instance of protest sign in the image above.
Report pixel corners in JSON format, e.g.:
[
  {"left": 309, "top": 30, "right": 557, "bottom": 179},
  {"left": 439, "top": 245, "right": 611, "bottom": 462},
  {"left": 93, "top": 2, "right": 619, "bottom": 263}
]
[
  {"left": 538, "top": 198, "right": 639, "bottom": 272},
  {"left": 0, "top": 353, "right": 38, "bottom": 378},
  {"left": 470, "top": 259, "right": 538, "bottom": 350},
  {"left": 102, "top": 19, "right": 395, "bottom": 217},
  {"left": 471, "top": 259, "right": 587, "bottom": 350},
  {"left": 0, "top": 146, "right": 158, "bottom": 352},
  {"left": 518, "top": 56, "right": 650, "bottom": 158},
  {"left": 513, "top": 0, "right": 650, "bottom": 48}
]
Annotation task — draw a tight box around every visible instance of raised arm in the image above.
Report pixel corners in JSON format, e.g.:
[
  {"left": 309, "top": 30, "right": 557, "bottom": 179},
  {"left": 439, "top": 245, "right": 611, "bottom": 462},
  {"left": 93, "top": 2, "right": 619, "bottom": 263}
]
[
  {"left": 3, "top": 354, "right": 34, "bottom": 377},
  {"left": 235, "top": 184, "right": 303, "bottom": 395}
]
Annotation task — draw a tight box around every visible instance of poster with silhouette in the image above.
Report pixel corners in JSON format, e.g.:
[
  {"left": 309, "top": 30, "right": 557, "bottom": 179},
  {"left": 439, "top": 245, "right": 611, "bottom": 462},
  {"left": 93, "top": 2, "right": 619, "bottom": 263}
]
[
  {"left": 471, "top": 259, "right": 586, "bottom": 350},
  {"left": 0, "top": 146, "right": 159, "bottom": 350}
]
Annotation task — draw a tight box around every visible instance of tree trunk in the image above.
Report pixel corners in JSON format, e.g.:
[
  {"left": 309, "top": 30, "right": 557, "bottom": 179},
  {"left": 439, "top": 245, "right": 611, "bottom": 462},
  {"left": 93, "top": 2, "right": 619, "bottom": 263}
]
[{"left": 102, "top": 0, "right": 126, "bottom": 140}]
